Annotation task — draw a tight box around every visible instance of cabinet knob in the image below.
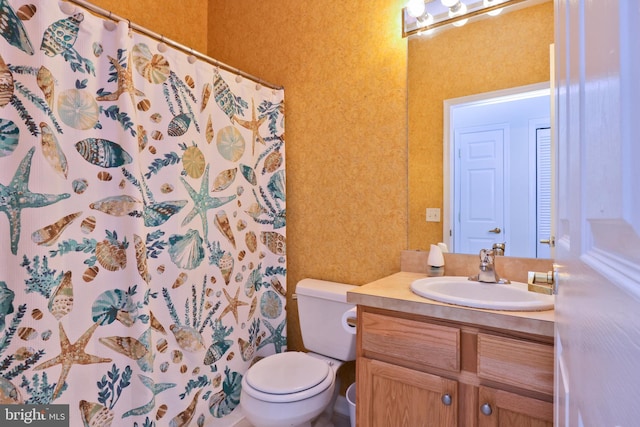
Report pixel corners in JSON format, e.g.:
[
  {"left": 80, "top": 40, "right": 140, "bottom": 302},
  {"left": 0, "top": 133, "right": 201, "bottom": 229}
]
[
  {"left": 441, "top": 394, "right": 452, "bottom": 406},
  {"left": 480, "top": 403, "right": 493, "bottom": 416}
]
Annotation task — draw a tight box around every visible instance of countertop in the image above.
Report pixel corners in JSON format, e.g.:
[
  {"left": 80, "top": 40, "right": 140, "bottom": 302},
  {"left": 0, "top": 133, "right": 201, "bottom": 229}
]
[{"left": 346, "top": 272, "right": 555, "bottom": 337}]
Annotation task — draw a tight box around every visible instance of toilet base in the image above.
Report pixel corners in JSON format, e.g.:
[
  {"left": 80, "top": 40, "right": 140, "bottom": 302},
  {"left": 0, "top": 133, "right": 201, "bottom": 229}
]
[
  {"left": 237, "top": 400, "right": 346, "bottom": 427},
  {"left": 240, "top": 383, "right": 334, "bottom": 427}
]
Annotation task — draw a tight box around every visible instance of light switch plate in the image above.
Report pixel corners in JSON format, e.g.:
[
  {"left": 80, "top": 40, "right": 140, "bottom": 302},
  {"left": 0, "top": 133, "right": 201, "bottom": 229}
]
[{"left": 426, "top": 208, "right": 441, "bottom": 222}]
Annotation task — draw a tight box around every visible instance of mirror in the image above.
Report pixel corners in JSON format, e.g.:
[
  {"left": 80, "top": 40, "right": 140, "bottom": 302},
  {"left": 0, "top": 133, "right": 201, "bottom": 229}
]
[
  {"left": 443, "top": 84, "right": 551, "bottom": 258},
  {"left": 407, "top": 0, "right": 555, "bottom": 257}
]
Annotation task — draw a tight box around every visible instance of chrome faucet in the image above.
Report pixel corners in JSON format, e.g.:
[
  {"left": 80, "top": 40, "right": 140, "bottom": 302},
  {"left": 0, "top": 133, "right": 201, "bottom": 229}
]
[{"left": 468, "top": 248, "right": 511, "bottom": 284}]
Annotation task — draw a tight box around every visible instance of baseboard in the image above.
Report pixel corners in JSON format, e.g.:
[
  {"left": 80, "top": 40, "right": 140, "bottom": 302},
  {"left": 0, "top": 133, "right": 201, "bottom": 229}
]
[{"left": 334, "top": 395, "right": 350, "bottom": 417}]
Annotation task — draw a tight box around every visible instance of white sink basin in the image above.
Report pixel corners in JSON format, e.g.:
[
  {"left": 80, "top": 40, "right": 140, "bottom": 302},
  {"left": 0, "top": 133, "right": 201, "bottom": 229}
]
[{"left": 410, "top": 276, "right": 554, "bottom": 311}]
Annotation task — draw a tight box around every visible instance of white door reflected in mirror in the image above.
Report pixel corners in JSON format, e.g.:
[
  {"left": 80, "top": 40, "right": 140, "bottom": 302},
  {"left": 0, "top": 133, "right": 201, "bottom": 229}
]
[
  {"left": 455, "top": 125, "right": 506, "bottom": 254},
  {"left": 443, "top": 83, "right": 552, "bottom": 258}
]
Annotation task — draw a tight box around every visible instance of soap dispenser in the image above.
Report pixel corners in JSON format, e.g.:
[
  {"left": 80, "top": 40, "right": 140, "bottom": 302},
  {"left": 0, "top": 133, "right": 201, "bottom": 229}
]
[{"left": 427, "top": 244, "right": 445, "bottom": 277}]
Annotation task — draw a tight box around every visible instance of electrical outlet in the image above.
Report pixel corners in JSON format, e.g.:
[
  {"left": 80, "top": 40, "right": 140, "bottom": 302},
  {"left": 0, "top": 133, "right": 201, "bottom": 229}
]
[{"left": 426, "top": 208, "right": 441, "bottom": 222}]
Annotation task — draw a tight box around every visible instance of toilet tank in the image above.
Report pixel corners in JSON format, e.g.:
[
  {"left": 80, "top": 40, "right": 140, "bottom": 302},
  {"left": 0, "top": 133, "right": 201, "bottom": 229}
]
[{"left": 296, "top": 278, "right": 357, "bottom": 361}]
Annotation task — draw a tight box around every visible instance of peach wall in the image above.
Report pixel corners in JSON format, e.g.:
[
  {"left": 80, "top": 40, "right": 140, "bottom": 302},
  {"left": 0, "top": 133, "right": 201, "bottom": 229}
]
[
  {"left": 408, "top": 2, "right": 554, "bottom": 251},
  {"left": 84, "top": 0, "right": 208, "bottom": 52},
  {"left": 207, "top": 1, "right": 409, "bottom": 353}
]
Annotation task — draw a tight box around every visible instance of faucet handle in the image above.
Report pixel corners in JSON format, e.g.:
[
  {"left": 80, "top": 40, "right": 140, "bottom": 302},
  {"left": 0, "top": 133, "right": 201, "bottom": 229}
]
[{"left": 479, "top": 248, "right": 494, "bottom": 265}]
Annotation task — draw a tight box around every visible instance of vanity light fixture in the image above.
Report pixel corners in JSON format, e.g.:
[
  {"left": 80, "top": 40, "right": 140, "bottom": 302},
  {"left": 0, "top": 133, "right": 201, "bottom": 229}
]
[{"left": 402, "top": 0, "right": 532, "bottom": 37}]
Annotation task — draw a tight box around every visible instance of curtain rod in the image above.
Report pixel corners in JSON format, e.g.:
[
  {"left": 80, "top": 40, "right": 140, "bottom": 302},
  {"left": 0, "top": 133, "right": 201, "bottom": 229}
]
[{"left": 63, "top": 0, "right": 284, "bottom": 91}]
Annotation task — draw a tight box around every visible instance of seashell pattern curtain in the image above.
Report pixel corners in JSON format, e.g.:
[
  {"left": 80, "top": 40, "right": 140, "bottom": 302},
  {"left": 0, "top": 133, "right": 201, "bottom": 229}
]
[{"left": 0, "top": 1, "right": 286, "bottom": 425}]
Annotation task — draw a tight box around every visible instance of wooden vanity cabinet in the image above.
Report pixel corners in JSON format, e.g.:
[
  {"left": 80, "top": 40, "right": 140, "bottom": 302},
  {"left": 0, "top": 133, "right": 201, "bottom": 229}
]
[
  {"left": 356, "top": 306, "right": 553, "bottom": 427},
  {"left": 359, "top": 358, "right": 457, "bottom": 427}
]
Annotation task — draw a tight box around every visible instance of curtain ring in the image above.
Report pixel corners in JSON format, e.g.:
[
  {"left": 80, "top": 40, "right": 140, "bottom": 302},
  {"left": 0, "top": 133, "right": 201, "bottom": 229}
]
[
  {"left": 158, "top": 36, "right": 168, "bottom": 53},
  {"left": 188, "top": 48, "right": 197, "bottom": 64},
  {"left": 103, "top": 11, "right": 117, "bottom": 31},
  {"left": 59, "top": 1, "right": 76, "bottom": 15}
]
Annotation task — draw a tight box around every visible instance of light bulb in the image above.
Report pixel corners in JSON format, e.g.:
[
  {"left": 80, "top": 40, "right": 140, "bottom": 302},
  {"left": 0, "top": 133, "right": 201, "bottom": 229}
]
[
  {"left": 406, "top": 0, "right": 426, "bottom": 18},
  {"left": 416, "top": 12, "right": 434, "bottom": 27},
  {"left": 449, "top": 1, "right": 468, "bottom": 26},
  {"left": 448, "top": 1, "right": 467, "bottom": 17},
  {"left": 441, "top": 0, "right": 459, "bottom": 7}
]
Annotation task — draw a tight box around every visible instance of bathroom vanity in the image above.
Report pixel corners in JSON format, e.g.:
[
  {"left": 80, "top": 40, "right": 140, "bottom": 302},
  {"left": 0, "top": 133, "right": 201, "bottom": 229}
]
[{"left": 347, "top": 272, "right": 554, "bottom": 427}]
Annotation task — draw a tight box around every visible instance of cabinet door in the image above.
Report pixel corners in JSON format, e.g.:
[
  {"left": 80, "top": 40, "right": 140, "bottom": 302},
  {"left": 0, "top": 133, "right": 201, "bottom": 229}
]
[
  {"left": 357, "top": 357, "right": 457, "bottom": 427},
  {"left": 478, "top": 386, "right": 552, "bottom": 427}
]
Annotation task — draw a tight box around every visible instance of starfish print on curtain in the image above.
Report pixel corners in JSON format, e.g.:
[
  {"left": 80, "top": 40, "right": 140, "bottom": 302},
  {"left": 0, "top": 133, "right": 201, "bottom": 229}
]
[
  {"left": 0, "top": 147, "right": 69, "bottom": 255},
  {"left": 180, "top": 164, "right": 236, "bottom": 243},
  {"left": 235, "top": 98, "right": 267, "bottom": 155},
  {"left": 219, "top": 287, "right": 249, "bottom": 324},
  {"left": 34, "top": 322, "right": 112, "bottom": 400},
  {"left": 96, "top": 54, "right": 145, "bottom": 106},
  {"left": 258, "top": 318, "right": 287, "bottom": 353}
]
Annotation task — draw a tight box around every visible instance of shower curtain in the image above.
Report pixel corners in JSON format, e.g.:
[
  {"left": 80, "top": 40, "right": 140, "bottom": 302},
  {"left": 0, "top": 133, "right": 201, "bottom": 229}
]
[{"left": 0, "top": 1, "right": 286, "bottom": 425}]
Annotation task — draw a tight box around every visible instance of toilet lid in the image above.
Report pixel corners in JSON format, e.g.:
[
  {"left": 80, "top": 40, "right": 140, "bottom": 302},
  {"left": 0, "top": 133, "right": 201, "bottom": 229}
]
[{"left": 245, "top": 352, "right": 330, "bottom": 395}]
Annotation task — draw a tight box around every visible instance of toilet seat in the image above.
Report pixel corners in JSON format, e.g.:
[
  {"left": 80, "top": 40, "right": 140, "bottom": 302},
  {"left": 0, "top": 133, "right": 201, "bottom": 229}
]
[{"left": 243, "top": 352, "right": 334, "bottom": 403}]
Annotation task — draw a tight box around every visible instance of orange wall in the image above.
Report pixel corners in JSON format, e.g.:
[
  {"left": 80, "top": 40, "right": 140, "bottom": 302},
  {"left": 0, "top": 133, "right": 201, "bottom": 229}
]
[
  {"left": 85, "top": 0, "right": 208, "bottom": 52},
  {"left": 408, "top": 2, "right": 555, "bottom": 250},
  {"left": 207, "top": 1, "right": 409, "bottom": 352}
]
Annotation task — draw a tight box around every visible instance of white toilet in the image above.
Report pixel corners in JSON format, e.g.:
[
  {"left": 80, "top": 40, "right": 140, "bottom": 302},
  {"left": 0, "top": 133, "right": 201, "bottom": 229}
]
[{"left": 240, "top": 278, "right": 357, "bottom": 427}]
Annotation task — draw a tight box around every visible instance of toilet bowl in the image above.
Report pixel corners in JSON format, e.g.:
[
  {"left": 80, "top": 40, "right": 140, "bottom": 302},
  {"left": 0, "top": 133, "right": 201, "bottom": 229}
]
[
  {"left": 240, "top": 352, "right": 342, "bottom": 427},
  {"left": 239, "top": 279, "right": 357, "bottom": 427}
]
